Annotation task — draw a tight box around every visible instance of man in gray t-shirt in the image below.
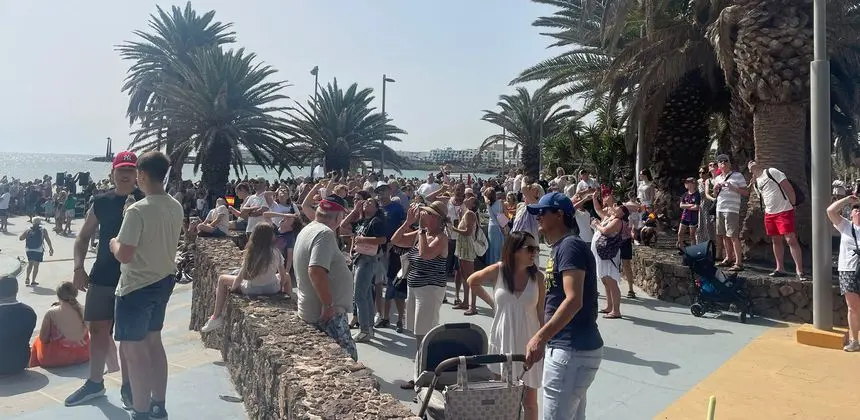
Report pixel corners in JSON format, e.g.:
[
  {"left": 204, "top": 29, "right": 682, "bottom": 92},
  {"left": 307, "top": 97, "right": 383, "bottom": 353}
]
[{"left": 293, "top": 195, "right": 357, "bottom": 360}]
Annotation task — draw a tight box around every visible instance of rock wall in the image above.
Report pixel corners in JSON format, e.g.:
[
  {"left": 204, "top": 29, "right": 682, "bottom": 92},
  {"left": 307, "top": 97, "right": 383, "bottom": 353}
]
[
  {"left": 190, "top": 238, "right": 418, "bottom": 420},
  {"left": 632, "top": 246, "right": 849, "bottom": 326}
]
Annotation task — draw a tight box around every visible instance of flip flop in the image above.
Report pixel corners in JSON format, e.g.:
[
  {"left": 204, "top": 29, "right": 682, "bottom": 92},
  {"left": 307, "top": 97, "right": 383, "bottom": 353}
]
[
  {"left": 769, "top": 270, "right": 785, "bottom": 277},
  {"left": 599, "top": 309, "right": 611, "bottom": 314},
  {"left": 464, "top": 308, "right": 478, "bottom": 316},
  {"left": 728, "top": 265, "right": 744, "bottom": 272},
  {"left": 603, "top": 314, "right": 622, "bottom": 319}
]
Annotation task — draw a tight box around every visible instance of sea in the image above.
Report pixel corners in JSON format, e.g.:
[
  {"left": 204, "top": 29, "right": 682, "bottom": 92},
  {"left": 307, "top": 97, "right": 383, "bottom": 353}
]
[{"left": 0, "top": 153, "right": 497, "bottom": 183}]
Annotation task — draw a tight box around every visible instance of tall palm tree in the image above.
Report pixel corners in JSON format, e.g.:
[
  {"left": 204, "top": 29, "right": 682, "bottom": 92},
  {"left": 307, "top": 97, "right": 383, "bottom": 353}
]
[
  {"left": 116, "top": 2, "right": 235, "bottom": 181},
  {"left": 128, "top": 48, "right": 295, "bottom": 199},
  {"left": 480, "top": 85, "right": 577, "bottom": 179},
  {"left": 708, "top": 0, "right": 860, "bottom": 247},
  {"left": 286, "top": 79, "right": 407, "bottom": 174}
]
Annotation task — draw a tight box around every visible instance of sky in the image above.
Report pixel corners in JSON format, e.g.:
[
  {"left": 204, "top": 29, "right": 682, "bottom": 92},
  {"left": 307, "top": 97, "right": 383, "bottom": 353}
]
[{"left": 0, "top": 0, "right": 559, "bottom": 155}]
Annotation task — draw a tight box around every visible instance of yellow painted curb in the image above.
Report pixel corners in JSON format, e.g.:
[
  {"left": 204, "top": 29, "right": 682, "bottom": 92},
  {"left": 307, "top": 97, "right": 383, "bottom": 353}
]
[{"left": 795, "top": 324, "right": 848, "bottom": 350}]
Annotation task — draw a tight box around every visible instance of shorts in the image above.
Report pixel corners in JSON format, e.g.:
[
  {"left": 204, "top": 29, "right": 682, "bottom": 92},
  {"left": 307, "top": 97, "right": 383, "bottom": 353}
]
[
  {"left": 84, "top": 283, "right": 118, "bottom": 322},
  {"left": 680, "top": 219, "right": 698, "bottom": 227},
  {"left": 405, "top": 285, "right": 446, "bottom": 336},
  {"left": 838, "top": 271, "right": 860, "bottom": 295},
  {"left": 715, "top": 211, "right": 740, "bottom": 237},
  {"left": 198, "top": 228, "right": 227, "bottom": 238},
  {"left": 114, "top": 275, "right": 176, "bottom": 342},
  {"left": 26, "top": 251, "right": 44, "bottom": 262},
  {"left": 234, "top": 218, "right": 248, "bottom": 231},
  {"left": 241, "top": 280, "right": 280, "bottom": 296},
  {"left": 0, "top": 208, "right": 7, "bottom": 218},
  {"left": 620, "top": 239, "right": 633, "bottom": 261},
  {"left": 764, "top": 209, "right": 796, "bottom": 236}
]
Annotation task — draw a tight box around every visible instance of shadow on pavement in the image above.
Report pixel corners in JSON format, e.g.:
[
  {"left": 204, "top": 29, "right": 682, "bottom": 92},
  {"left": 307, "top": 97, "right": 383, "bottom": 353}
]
[
  {"left": 0, "top": 370, "right": 49, "bottom": 397},
  {"left": 79, "top": 398, "right": 130, "bottom": 420},
  {"left": 623, "top": 315, "right": 732, "bottom": 336},
  {"left": 603, "top": 346, "right": 680, "bottom": 376},
  {"left": 366, "top": 329, "right": 417, "bottom": 359},
  {"left": 26, "top": 284, "right": 56, "bottom": 296},
  {"left": 376, "top": 377, "right": 417, "bottom": 409},
  {"left": 42, "top": 363, "right": 89, "bottom": 379}
]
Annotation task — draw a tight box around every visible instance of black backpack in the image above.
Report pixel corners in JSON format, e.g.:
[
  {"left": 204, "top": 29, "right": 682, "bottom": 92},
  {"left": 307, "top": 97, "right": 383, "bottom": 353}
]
[
  {"left": 757, "top": 168, "right": 805, "bottom": 207},
  {"left": 26, "top": 227, "right": 43, "bottom": 249}
]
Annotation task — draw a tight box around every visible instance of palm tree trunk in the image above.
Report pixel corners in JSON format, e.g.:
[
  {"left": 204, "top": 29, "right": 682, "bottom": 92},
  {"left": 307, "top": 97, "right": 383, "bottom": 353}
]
[
  {"left": 200, "top": 139, "right": 232, "bottom": 202},
  {"left": 743, "top": 103, "right": 809, "bottom": 261},
  {"left": 324, "top": 153, "right": 351, "bottom": 175},
  {"left": 649, "top": 74, "right": 712, "bottom": 227},
  {"left": 522, "top": 143, "right": 540, "bottom": 180}
]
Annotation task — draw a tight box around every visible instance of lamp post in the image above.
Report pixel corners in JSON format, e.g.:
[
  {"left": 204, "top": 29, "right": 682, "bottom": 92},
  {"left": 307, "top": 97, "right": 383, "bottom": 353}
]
[
  {"left": 310, "top": 66, "right": 320, "bottom": 177},
  {"left": 810, "top": 0, "right": 832, "bottom": 330},
  {"left": 380, "top": 74, "right": 395, "bottom": 175}
]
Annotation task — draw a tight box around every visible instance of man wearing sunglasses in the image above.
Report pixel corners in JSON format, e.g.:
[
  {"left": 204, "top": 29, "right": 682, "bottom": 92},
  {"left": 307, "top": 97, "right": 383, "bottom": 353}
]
[{"left": 524, "top": 192, "right": 603, "bottom": 420}]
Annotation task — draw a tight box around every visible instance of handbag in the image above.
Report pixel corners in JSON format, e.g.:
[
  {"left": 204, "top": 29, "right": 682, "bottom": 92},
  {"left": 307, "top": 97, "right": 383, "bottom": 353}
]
[
  {"left": 443, "top": 355, "right": 525, "bottom": 420},
  {"left": 473, "top": 226, "right": 489, "bottom": 257},
  {"left": 354, "top": 240, "right": 378, "bottom": 256},
  {"left": 393, "top": 248, "right": 411, "bottom": 292}
]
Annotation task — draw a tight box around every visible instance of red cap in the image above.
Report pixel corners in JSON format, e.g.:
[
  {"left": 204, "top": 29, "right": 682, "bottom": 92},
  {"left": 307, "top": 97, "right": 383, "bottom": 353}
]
[{"left": 113, "top": 151, "right": 137, "bottom": 169}]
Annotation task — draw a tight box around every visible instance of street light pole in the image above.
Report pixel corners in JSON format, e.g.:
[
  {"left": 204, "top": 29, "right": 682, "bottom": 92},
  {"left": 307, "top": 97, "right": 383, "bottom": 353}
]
[
  {"left": 310, "top": 66, "right": 320, "bottom": 177},
  {"left": 381, "top": 74, "right": 395, "bottom": 175},
  {"left": 810, "top": 0, "right": 832, "bottom": 330}
]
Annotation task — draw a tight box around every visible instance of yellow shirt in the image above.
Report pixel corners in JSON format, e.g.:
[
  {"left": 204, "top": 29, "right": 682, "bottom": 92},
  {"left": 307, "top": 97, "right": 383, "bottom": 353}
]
[{"left": 116, "top": 194, "right": 184, "bottom": 296}]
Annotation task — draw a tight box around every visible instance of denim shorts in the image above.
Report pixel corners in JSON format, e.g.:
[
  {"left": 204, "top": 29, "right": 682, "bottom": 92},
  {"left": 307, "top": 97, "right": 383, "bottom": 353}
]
[{"left": 114, "top": 275, "right": 176, "bottom": 342}]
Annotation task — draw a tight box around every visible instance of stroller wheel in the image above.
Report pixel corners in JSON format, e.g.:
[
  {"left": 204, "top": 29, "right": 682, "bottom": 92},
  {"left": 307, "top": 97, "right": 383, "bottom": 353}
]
[
  {"left": 690, "top": 303, "right": 705, "bottom": 318},
  {"left": 739, "top": 312, "right": 748, "bottom": 324}
]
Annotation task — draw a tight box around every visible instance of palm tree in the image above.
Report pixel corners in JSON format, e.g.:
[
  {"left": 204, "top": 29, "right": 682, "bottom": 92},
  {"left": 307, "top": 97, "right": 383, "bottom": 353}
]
[
  {"left": 708, "top": 0, "right": 860, "bottom": 247},
  {"left": 128, "top": 47, "right": 295, "bottom": 199},
  {"left": 116, "top": 2, "right": 236, "bottom": 181},
  {"left": 480, "top": 85, "right": 577, "bottom": 179},
  {"left": 285, "top": 79, "right": 407, "bottom": 174}
]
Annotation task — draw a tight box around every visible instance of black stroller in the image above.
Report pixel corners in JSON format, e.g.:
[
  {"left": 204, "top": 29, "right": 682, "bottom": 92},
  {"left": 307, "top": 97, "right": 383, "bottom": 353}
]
[{"left": 682, "top": 240, "right": 754, "bottom": 323}]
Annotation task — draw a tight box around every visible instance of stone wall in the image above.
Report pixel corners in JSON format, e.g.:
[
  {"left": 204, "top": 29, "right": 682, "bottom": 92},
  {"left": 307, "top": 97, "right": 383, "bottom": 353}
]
[
  {"left": 189, "top": 238, "right": 417, "bottom": 420},
  {"left": 632, "top": 246, "right": 849, "bottom": 326}
]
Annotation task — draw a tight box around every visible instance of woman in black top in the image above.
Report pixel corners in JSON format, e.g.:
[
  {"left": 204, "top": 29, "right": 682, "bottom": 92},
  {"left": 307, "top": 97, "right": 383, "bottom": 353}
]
[{"left": 344, "top": 197, "right": 387, "bottom": 343}]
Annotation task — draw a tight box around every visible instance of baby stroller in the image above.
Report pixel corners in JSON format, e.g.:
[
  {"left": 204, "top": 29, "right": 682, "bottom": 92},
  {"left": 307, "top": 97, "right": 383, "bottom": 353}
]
[
  {"left": 414, "top": 323, "right": 526, "bottom": 420},
  {"left": 682, "top": 240, "right": 753, "bottom": 323}
]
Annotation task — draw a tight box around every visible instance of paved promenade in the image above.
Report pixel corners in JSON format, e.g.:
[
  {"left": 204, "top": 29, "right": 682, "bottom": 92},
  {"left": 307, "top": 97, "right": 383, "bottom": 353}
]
[
  {"left": 0, "top": 216, "right": 246, "bottom": 420},
  {"left": 1, "top": 215, "right": 856, "bottom": 419}
]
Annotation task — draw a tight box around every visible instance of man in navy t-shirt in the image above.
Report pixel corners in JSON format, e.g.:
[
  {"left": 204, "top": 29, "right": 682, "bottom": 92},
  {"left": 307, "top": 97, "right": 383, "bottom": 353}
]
[
  {"left": 375, "top": 182, "right": 407, "bottom": 331},
  {"left": 526, "top": 192, "right": 603, "bottom": 420}
]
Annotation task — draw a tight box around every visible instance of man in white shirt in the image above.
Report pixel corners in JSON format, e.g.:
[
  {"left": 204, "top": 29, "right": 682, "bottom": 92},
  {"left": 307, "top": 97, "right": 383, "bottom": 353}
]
[
  {"left": 197, "top": 197, "right": 230, "bottom": 237},
  {"left": 512, "top": 169, "right": 524, "bottom": 200},
  {"left": 416, "top": 173, "right": 441, "bottom": 198},
  {"left": 242, "top": 178, "right": 269, "bottom": 234},
  {"left": 0, "top": 187, "right": 10, "bottom": 233},
  {"left": 749, "top": 161, "right": 804, "bottom": 279},
  {"left": 575, "top": 169, "right": 599, "bottom": 195},
  {"left": 713, "top": 154, "right": 749, "bottom": 270}
]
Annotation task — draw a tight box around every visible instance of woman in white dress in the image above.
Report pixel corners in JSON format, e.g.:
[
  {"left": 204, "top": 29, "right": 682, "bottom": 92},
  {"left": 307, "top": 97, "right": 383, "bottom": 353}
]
[
  {"left": 591, "top": 201, "right": 626, "bottom": 319},
  {"left": 468, "top": 231, "right": 545, "bottom": 420}
]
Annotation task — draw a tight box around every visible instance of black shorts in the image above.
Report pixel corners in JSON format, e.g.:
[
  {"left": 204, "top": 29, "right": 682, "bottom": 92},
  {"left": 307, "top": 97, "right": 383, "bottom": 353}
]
[
  {"left": 681, "top": 219, "right": 698, "bottom": 227},
  {"left": 0, "top": 208, "right": 7, "bottom": 218},
  {"left": 620, "top": 239, "right": 633, "bottom": 261},
  {"left": 85, "top": 283, "right": 118, "bottom": 322}
]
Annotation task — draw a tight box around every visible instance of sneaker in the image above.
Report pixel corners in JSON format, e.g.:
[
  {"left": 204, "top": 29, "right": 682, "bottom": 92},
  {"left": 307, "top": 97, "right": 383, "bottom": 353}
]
[
  {"left": 354, "top": 331, "right": 372, "bottom": 343},
  {"left": 149, "top": 401, "right": 168, "bottom": 419},
  {"left": 374, "top": 318, "right": 390, "bottom": 328},
  {"left": 200, "top": 316, "right": 224, "bottom": 333},
  {"left": 64, "top": 379, "right": 106, "bottom": 406},
  {"left": 131, "top": 410, "right": 151, "bottom": 420},
  {"left": 121, "top": 383, "right": 133, "bottom": 410},
  {"left": 844, "top": 340, "right": 860, "bottom": 352},
  {"left": 395, "top": 321, "right": 403, "bottom": 333}
]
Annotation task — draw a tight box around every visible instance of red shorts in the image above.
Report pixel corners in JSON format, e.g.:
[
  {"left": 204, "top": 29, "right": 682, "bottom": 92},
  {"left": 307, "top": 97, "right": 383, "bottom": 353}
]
[{"left": 764, "top": 209, "right": 796, "bottom": 236}]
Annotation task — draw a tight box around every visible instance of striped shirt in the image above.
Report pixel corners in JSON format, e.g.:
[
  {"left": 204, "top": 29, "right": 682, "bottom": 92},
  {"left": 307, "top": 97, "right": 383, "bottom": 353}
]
[{"left": 406, "top": 244, "right": 448, "bottom": 288}]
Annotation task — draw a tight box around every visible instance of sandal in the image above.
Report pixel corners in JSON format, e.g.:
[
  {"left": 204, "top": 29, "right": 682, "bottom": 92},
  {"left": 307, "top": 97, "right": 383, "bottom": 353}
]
[
  {"left": 348, "top": 319, "right": 359, "bottom": 329},
  {"left": 464, "top": 308, "right": 478, "bottom": 316},
  {"left": 603, "top": 314, "right": 623, "bottom": 319},
  {"left": 716, "top": 260, "right": 734, "bottom": 267},
  {"left": 797, "top": 272, "right": 808, "bottom": 281},
  {"left": 627, "top": 290, "right": 637, "bottom": 298},
  {"left": 728, "top": 265, "right": 744, "bottom": 272},
  {"left": 768, "top": 270, "right": 785, "bottom": 277},
  {"left": 599, "top": 309, "right": 611, "bottom": 314},
  {"left": 452, "top": 302, "right": 469, "bottom": 310},
  {"left": 452, "top": 298, "right": 462, "bottom": 306}
]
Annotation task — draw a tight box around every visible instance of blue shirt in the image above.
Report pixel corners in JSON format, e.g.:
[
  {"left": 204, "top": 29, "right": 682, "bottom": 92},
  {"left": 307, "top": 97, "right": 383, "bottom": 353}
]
[
  {"left": 384, "top": 201, "right": 406, "bottom": 240},
  {"left": 544, "top": 234, "right": 603, "bottom": 351}
]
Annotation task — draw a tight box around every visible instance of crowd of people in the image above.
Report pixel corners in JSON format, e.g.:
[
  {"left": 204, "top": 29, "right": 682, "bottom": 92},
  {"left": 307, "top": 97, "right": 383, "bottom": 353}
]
[{"left": 1, "top": 150, "right": 860, "bottom": 420}]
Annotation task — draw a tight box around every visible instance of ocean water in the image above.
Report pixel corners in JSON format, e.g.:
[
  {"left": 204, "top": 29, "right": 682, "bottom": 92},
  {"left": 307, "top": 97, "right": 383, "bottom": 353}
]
[{"left": 0, "top": 153, "right": 496, "bottom": 183}]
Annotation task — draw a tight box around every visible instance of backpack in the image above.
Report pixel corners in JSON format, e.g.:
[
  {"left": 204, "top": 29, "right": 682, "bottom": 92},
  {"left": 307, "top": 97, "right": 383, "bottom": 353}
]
[
  {"left": 26, "top": 227, "right": 44, "bottom": 249},
  {"left": 757, "top": 168, "right": 805, "bottom": 208},
  {"left": 595, "top": 230, "right": 623, "bottom": 261}
]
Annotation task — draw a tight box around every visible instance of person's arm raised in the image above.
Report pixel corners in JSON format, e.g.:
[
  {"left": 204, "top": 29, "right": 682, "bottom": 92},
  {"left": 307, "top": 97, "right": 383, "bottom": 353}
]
[
  {"left": 467, "top": 263, "right": 500, "bottom": 310},
  {"left": 827, "top": 195, "right": 857, "bottom": 227}
]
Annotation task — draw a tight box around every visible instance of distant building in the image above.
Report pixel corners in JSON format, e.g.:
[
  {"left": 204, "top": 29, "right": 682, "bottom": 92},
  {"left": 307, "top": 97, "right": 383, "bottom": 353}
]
[{"left": 395, "top": 146, "right": 520, "bottom": 166}]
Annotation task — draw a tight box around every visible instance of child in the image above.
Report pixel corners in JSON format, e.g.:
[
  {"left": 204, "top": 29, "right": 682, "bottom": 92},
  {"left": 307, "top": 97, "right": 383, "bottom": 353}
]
[{"left": 678, "top": 177, "right": 701, "bottom": 248}]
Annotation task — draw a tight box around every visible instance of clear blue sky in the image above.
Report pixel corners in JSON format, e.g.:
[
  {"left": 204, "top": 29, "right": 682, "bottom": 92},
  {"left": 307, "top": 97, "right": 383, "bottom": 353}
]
[{"left": 0, "top": 0, "right": 559, "bottom": 155}]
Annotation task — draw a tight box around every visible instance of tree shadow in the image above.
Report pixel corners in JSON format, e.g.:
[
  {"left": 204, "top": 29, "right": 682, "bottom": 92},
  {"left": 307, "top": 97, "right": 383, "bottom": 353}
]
[
  {"left": 0, "top": 369, "right": 50, "bottom": 396},
  {"left": 602, "top": 346, "right": 680, "bottom": 376},
  {"left": 623, "top": 315, "right": 732, "bottom": 335}
]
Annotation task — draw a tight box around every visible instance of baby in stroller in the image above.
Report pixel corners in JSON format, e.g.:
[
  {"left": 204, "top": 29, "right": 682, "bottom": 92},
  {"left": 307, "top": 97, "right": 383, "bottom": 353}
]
[{"left": 683, "top": 240, "right": 753, "bottom": 323}]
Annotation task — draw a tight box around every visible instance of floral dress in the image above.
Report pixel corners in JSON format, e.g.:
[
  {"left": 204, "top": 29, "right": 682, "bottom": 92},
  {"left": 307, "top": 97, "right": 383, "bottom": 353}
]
[{"left": 696, "top": 178, "right": 715, "bottom": 243}]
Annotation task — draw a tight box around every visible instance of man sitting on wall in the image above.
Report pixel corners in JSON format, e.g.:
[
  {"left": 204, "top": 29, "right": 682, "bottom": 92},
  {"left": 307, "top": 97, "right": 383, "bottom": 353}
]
[{"left": 0, "top": 276, "right": 37, "bottom": 375}]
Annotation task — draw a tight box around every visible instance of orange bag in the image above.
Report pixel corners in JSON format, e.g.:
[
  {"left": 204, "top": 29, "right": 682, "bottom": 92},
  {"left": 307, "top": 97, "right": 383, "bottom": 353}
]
[{"left": 29, "top": 333, "right": 90, "bottom": 368}]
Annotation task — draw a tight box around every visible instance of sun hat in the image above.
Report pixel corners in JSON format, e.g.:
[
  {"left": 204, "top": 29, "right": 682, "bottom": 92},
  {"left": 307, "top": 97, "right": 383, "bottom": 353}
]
[
  {"left": 112, "top": 151, "right": 137, "bottom": 169},
  {"left": 527, "top": 192, "right": 575, "bottom": 216},
  {"left": 374, "top": 181, "right": 390, "bottom": 192},
  {"left": 32, "top": 217, "right": 43, "bottom": 226},
  {"left": 420, "top": 201, "right": 449, "bottom": 222}
]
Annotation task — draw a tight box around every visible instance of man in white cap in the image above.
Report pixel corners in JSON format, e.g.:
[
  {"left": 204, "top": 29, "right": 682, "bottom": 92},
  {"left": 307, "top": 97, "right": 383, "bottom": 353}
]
[{"left": 19, "top": 216, "right": 53, "bottom": 286}]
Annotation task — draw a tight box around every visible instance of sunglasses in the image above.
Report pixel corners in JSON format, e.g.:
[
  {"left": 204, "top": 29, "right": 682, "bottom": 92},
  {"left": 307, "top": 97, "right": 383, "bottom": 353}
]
[
  {"left": 536, "top": 208, "right": 560, "bottom": 217},
  {"left": 521, "top": 245, "right": 540, "bottom": 253},
  {"left": 717, "top": 159, "right": 729, "bottom": 163}
]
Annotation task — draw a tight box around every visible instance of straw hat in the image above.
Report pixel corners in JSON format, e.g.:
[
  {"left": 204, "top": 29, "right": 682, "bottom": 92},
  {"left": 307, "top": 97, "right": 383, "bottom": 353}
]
[{"left": 420, "top": 201, "right": 449, "bottom": 222}]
